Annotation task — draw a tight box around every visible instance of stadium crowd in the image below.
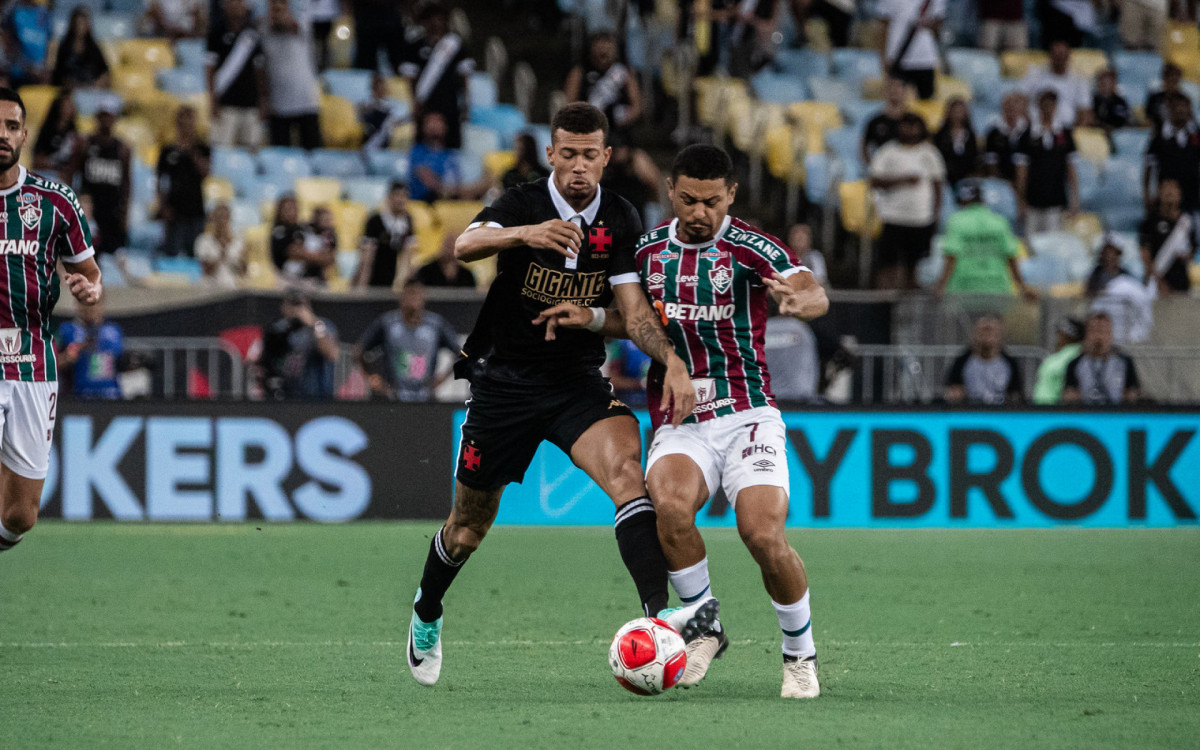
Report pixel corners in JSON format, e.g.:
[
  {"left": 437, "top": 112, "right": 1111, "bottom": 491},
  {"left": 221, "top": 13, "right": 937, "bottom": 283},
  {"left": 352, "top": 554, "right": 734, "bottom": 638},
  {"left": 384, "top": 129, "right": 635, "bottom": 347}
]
[{"left": 3, "top": 0, "right": 1197, "bottom": 405}]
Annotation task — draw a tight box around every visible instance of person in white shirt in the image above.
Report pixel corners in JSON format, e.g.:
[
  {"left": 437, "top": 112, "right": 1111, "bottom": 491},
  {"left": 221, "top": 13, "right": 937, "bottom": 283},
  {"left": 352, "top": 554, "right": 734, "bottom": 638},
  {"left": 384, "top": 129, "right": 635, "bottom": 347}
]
[
  {"left": 877, "top": 0, "right": 946, "bottom": 100},
  {"left": 1020, "top": 40, "right": 1092, "bottom": 129},
  {"left": 868, "top": 113, "right": 947, "bottom": 289},
  {"left": 194, "top": 202, "right": 245, "bottom": 289},
  {"left": 143, "top": 0, "right": 206, "bottom": 40}
]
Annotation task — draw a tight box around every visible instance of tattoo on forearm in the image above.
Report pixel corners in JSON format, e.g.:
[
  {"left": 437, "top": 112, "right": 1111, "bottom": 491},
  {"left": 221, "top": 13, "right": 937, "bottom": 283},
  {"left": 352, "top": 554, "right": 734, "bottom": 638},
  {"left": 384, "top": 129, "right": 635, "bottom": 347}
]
[{"left": 629, "top": 310, "right": 675, "bottom": 364}]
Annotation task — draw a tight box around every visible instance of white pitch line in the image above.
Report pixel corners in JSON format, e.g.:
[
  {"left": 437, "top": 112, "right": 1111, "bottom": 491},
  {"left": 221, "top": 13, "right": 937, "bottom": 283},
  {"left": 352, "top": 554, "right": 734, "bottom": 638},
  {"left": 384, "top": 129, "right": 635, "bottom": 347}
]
[{"left": 0, "top": 640, "right": 1196, "bottom": 649}]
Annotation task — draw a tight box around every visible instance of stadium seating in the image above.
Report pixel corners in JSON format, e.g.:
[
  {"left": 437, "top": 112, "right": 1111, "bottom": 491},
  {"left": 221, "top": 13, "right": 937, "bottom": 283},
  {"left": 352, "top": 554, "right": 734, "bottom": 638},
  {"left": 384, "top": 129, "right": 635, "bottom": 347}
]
[
  {"left": 258, "top": 147, "right": 313, "bottom": 181},
  {"left": 1074, "top": 158, "right": 1102, "bottom": 208},
  {"left": 823, "top": 126, "right": 859, "bottom": 163},
  {"left": 469, "top": 105, "right": 526, "bottom": 145},
  {"left": 1019, "top": 253, "right": 1072, "bottom": 289},
  {"left": 119, "top": 117, "right": 158, "bottom": 167},
  {"left": 934, "top": 76, "right": 973, "bottom": 103},
  {"left": 838, "top": 180, "right": 880, "bottom": 237},
  {"left": 93, "top": 13, "right": 136, "bottom": 41},
  {"left": 342, "top": 176, "right": 391, "bottom": 207},
  {"left": 18, "top": 86, "right": 57, "bottom": 131},
  {"left": 294, "top": 177, "right": 343, "bottom": 212},
  {"left": 1113, "top": 51, "right": 1164, "bottom": 91},
  {"left": 212, "top": 147, "right": 256, "bottom": 181},
  {"left": 1112, "top": 128, "right": 1151, "bottom": 157},
  {"left": 1029, "top": 231, "right": 1093, "bottom": 280},
  {"left": 333, "top": 201, "right": 368, "bottom": 252},
  {"left": 804, "top": 152, "right": 831, "bottom": 204},
  {"left": 946, "top": 48, "right": 1003, "bottom": 105},
  {"left": 751, "top": 71, "right": 808, "bottom": 104},
  {"left": 310, "top": 149, "right": 368, "bottom": 179},
  {"left": 366, "top": 149, "right": 410, "bottom": 178},
  {"left": 467, "top": 73, "right": 499, "bottom": 109},
  {"left": 156, "top": 68, "right": 206, "bottom": 97},
  {"left": 112, "top": 66, "right": 157, "bottom": 104},
  {"left": 153, "top": 256, "right": 204, "bottom": 283},
  {"left": 230, "top": 200, "right": 263, "bottom": 231},
  {"left": 174, "top": 38, "right": 207, "bottom": 71},
  {"left": 840, "top": 98, "right": 881, "bottom": 127},
  {"left": 73, "top": 88, "right": 120, "bottom": 117},
  {"left": 203, "top": 177, "right": 236, "bottom": 206},
  {"left": 117, "top": 39, "right": 175, "bottom": 70},
  {"left": 462, "top": 123, "right": 502, "bottom": 156},
  {"left": 1069, "top": 49, "right": 1109, "bottom": 79},
  {"left": 318, "top": 95, "right": 363, "bottom": 149},
  {"left": 1073, "top": 127, "right": 1111, "bottom": 164},
  {"left": 774, "top": 48, "right": 830, "bottom": 80},
  {"left": 322, "top": 69, "right": 374, "bottom": 106},
  {"left": 979, "top": 178, "right": 1018, "bottom": 224},
  {"left": 483, "top": 150, "right": 517, "bottom": 178},
  {"left": 831, "top": 48, "right": 881, "bottom": 84},
  {"left": 1000, "top": 49, "right": 1048, "bottom": 79}
]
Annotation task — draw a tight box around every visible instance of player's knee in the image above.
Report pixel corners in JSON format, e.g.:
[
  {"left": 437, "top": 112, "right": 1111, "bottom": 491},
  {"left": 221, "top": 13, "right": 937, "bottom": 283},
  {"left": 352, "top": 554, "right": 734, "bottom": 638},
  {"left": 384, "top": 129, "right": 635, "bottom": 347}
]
[
  {"left": 1, "top": 504, "right": 36, "bottom": 535},
  {"left": 653, "top": 497, "right": 694, "bottom": 538},
  {"left": 738, "top": 526, "right": 789, "bottom": 566},
  {"left": 443, "top": 522, "right": 486, "bottom": 559}
]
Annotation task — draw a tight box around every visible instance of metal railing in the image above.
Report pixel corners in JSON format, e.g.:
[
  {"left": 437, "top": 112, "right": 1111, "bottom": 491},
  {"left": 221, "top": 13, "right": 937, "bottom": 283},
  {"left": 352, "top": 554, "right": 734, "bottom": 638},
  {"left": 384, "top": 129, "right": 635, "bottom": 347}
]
[
  {"left": 125, "top": 337, "right": 245, "bottom": 399},
  {"left": 855, "top": 344, "right": 1049, "bottom": 404}
]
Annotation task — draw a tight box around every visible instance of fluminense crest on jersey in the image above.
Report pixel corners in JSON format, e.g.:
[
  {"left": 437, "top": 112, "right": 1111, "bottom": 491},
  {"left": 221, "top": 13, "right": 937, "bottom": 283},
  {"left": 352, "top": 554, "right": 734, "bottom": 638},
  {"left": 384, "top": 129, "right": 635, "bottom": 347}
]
[
  {"left": 709, "top": 266, "right": 732, "bottom": 293},
  {"left": 18, "top": 200, "right": 41, "bottom": 231}
]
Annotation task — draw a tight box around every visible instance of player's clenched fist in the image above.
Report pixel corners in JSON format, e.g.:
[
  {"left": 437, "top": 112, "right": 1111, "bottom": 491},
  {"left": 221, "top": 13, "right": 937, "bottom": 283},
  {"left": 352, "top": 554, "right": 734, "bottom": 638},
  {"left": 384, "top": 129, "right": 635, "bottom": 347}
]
[
  {"left": 65, "top": 272, "right": 102, "bottom": 305},
  {"left": 521, "top": 219, "right": 584, "bottom": 259}
]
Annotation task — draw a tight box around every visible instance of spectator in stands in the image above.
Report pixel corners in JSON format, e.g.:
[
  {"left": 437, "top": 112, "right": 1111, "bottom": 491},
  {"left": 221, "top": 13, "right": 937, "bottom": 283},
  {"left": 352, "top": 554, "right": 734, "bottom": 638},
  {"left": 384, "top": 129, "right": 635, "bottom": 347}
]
[
  {"left": 945, "top": 314, "right": 1024, "bottom": 404},
  {"left": 1140, "top": 178, "right": 1196, "bottom": 294},
  {"left": 1062, "top": 311, "right": 1141, "bottom": 404},
  {"left": 417, "top": 232, "right": 476, "bottom": 288},
  {"left": 877, "top": 0, "right": 944, "bottom": 100},
  {"left": 934, "top": 179, "right": 1037, "bottom": 300},
  {"left": 351, "top": 0, "right": 409, "bottom": 72},
  {"left": 56, "top": 299, "right": 124, "bottom": 400},
  {"left": 51, "top": 7, "right": 110, "bottom": 89},
  {"left": 1120, "top": 0, "right": 1168, "bottom": 52},
  {"left": 868, "top": 112, "right": 946, "bottom": 289},
  {"left": 66, "top": 96, "right": 131, "bottom": 256},
  {"left": 501, "top": 133, "right": 549, "bottom": 190},
  {"left": 786, "top": 223, "right": 828, "bottom": 285},
  {"left": 1021, "top": 40, "right": 1092, "bottom": 129},
  {"left": 195, "top": 202, "right": 245, "bottom": 289},
  {"left": 1092, "top": 68, "right": 1131, "bottom": 139},
  {"left": 398, "top": 1, "right": 474, "bottom": 149},
  {"left": 1032, "top": 316, "right": 1085, "bottom": 404},
  {"left": 259, "top": 289, "right": 339, "bottom": 400},
  {"left": 1038, "top": 0, "right": 1094, "bottom": 48},
  {"left": 355, "top": 180, "right": 416, "bottom": 289},
  {"left": 933, "top": 98, "right": 979, "bottom": 187},
  {"left": 272, "top": 195, "right": 333, "bottom": 284},
  {"left": 1, "top": 0, "right": 51, "bottom": 86},
  {"left": 1085, "top": 235, "right": 1154, "bottom": 343},
  {"left": 309, "top": 0, "right": 339, "bottom": 70},
  {"left": 207, "top": 0, "right": 267, "bottom": 150},
  {"left": 860, "top": 76, "right": 910, "bottom": 164},
  {"left": 1144, "top": 92, "right": 1200, "bottom": 215},
  {"left": 355, "top": 281, "right": 460, "bottom": 402},
  {"left": 408, "top": 111, "right": 462, "bottom": 202},
  {"left": 789, "top": 0, "right": 854, "bottom": 49},
  {"left": 1014, "top": 89, "right": 1079, "bottom": 234},
  {"left": 978, "top": 0, "right": 1027, "bottom": 52},
  {"left": 360, "top": 73, "right": 409, "bottom": 151},
  {"left": 601, "top": 144, "right": 665, "bottom": 226},
  {"left": 305, "top": 204, "right": 339, "bottom": 268},
  {"left": 983, "top": 91, "right": 1029, "bottom": 182},
  {"left": 143, "top": 0, "right": 207, "bottom": 40},
  {"left": 32, "top": 90, "right": 78, "bottom": 176},
  {"left": 565, "top": 31, "right": 643, "bottom": 146},
  {"left": 1145, "top": 62, "right": 1182, "bottom": 134},
  {"left": 262, "top": 0, "right": 322, "bottom": 149},
  {"left": 157, "top": 105, "right": 211, "bottom": 258}
]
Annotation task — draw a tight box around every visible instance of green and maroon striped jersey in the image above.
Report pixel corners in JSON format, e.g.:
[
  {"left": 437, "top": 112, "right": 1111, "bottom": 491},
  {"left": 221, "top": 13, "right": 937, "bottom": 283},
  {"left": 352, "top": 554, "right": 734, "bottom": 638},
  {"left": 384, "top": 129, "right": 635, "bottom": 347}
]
[
  {"left": 0, "top": 167, "right": 95, "bottom": 382},
  {"left": 635, "top": 216, "right": 809, "bottom": 429}
]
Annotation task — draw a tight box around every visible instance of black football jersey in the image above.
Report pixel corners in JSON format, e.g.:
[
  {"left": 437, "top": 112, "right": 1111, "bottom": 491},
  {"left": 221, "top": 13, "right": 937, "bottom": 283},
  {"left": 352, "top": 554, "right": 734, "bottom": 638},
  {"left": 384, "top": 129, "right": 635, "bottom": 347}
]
[{"left": 459, "top": 178, "right": 643, "bottom": 384}]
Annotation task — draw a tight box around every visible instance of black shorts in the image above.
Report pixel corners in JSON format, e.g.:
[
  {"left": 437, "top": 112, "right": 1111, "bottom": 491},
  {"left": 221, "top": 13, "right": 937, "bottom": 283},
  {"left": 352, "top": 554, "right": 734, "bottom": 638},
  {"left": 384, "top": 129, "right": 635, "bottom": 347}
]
[
  {"left": 455, "top": 374, "right": 636, "bottom": 491},
  {"left": 877, "top": 222, "right": 935, "bottom": 273}
]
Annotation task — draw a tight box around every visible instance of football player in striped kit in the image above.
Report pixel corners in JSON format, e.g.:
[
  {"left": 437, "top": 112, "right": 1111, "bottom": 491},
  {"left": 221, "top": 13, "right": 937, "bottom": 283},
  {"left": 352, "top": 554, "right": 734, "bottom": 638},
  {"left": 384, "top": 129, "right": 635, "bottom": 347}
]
[
  {"left": 0, "top": 88, "right": 102, "bottom": 554},
  {"left": 538, "top": 145, "right": 829, "bottom": 698}
]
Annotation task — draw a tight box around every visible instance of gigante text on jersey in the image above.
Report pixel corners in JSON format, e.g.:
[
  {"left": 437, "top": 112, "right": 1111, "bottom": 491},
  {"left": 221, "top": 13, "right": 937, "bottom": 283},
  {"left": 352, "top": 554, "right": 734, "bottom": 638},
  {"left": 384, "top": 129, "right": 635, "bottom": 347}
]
[{"left": 522, "top": 264, "right": 607, "bottom": 306}]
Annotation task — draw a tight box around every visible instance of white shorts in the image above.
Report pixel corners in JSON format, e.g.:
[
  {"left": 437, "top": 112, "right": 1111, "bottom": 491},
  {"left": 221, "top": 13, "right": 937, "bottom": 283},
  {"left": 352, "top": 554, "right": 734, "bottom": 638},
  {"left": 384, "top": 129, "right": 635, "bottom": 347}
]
[
  {"left": 646, "top": 406, "right": 788, "bottom": 507},
  {"left": 0, "top": 380, "right": 57, "bottom": 480}
]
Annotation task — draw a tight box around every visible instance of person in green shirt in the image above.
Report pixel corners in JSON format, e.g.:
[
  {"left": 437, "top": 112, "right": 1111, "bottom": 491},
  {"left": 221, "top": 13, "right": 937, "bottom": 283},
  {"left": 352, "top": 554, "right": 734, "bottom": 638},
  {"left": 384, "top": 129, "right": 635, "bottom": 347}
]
[
  {"left": 1032, "top": 317, "right": 1084, "bottom": 404},
  {"left": 934, "top": 179, "right": 1038, "bottom": 300}
]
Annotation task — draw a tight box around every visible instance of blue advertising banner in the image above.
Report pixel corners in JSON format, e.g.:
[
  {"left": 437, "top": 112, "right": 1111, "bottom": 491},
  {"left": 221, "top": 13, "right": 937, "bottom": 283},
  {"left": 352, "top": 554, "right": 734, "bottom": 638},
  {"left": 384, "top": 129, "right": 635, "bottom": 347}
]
[{"left": 468, "top": 410, "right": 1200, "bottom": 528}]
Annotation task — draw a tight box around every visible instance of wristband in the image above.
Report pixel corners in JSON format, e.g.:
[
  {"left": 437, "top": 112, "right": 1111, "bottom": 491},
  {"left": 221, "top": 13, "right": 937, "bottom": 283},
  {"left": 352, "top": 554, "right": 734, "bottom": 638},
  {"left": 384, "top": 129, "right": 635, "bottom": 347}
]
[{"left": 585, "top": 307, "right": 607, "bottom": 333}]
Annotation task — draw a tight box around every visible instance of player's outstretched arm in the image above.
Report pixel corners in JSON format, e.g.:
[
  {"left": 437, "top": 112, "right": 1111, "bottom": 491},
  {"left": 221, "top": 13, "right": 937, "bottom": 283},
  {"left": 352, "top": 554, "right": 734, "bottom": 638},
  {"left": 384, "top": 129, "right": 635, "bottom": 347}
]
[
  {"left": 612, "top": 284, "right": 695, "bottom": 426},
  {"left": 763, "top": 271, "right": 829, "bottom": 321},
  {"left": 456, "top": 219, "right": 584, "bottom": 263},
  {"left": 532, "top": 302, "right": 628, "bottom": 341},
  {"left": 62, "top": 257, "right": 103, "bottom": 305}
]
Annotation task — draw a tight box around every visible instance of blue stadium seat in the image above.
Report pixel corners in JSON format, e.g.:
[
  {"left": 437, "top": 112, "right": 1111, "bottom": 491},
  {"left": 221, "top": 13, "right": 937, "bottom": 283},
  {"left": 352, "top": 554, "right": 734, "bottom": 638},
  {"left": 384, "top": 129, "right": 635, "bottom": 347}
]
[
  {"left": 804, "top": 152, "right": 830, "bottom": 204},
  {"left": 831, "top": 48, "right": 881, "bottom": 83},
  {"left": 343, "top": 176, "right": 392, "bottom": 206},
  {"left": 157, "top": 68, "right": 206, "bottom": 96},
  {"left": 839, "top": 98, "right": 880, "bottom": 126},
  {"left": 322, "top": 69, "right": 374, "bottom": 106},
  {"left": 74, "top": 89, "right": 122, "bottom": 117},
  {"left": 242, "top": 174, "right": 292, "bottom": 202},
  {"left": 1119, "top": 82, "right": 1149, "bottom": 114},
  {"left": 1074, "top": 158, "right": 1101, "bottom": 208},
  {"left": 462, "top": 123, "right": 502, "bottom": 156},
  {"left": 127, "top": 221, "right": 164, "bottom": 253},
  {"left": 310, "top": 149, "right": 368, "bottom": 179},
  {"left": 1019, "top": 254, "right": 1072, "bottom": 289},
  {"left": 468, "top": 73, "right": 499, "bottom": 109},
  {"left": 458, "top": 150, "right": 484, "bottom": 184},
  {"left": 1181, "top": 80, "right": 1200, "bottom": 106},
  {"left": 1113, "top": 51, "right": 1163, "bottom": 91},
  {"left": 524, "top": 125, "right": 552, "bottom": 168},
  {"left": 979, "top": 178, "right": 1018, "bottom": 224},
  {"left": 1101, "top": 156, "right": 1144, "bottom": 205},
  {"left": 946, "top": 48, "right": 1003, "bottom": 105},
  {"left": 153, "top": 256, "right": 203, "bottom": 282},
  {"left": 212, "top": 147, "right": 256, "bottom": 180},
  {"left": 92, "top": 12, "right": 135, "bottom": 41},
  {"left": 469, "top": 104, "right": 527, "bottom": 146},
  {"left": 131, "top": 157, "right": 156, "bottom": 205},
  {"left": 1112, "top": 128, "right": 1151, "bottom": 157},
  {"left": 775, "top": 48, "right": 830, "bottom": 79},
  {"left": 230, "top": 200, "right": 262, "bottom": 230},
  {"left": 751, "top": 70, "right": 807, "bottom": 104},
  {"left": 366, "top": 149, "right": 410, "bottom": 177},
  {"left": 1102, "top": 205, "right": 1145, "bottom": 233},
  {"left": 807, "top": 76, "right": 858, "bottom": 105},
  {"left": 1029, "top": 231, "right": 1093, "bottom": 280},
  {"left": 824, "top": 126, "right": 860, "bottom": 162},
  {"left": 1103, "top": 231, "right": 1145, "bottom": 279},
  {"left": 834, "top": 155, "right": 863, "bottom": 182},
  {"left": 97, "top": 253, "right": 127, "bottom": 288},
  {"left": 174, "top": 38, "right": 207, "bottom": 71},
  {"left": 257, "top": 147, "right": 313, "bottom": 181}
]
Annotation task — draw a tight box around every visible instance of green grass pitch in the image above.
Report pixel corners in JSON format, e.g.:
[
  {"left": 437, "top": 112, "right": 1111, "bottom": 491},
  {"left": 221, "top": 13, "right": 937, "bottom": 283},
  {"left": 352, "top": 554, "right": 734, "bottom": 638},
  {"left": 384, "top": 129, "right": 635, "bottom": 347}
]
[{"left": 3, "top": 523, "right": 1198, "bottom": 748}]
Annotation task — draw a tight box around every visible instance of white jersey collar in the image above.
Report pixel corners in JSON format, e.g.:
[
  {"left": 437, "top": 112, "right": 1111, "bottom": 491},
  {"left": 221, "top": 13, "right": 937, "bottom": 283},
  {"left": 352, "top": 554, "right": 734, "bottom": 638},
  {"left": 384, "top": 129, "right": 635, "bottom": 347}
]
[
  {"left": 0, "top": 166, "right": 28, "bottom": 197},
  {"left": 668, "top": 215, "right": 732, "bottom": 249}
]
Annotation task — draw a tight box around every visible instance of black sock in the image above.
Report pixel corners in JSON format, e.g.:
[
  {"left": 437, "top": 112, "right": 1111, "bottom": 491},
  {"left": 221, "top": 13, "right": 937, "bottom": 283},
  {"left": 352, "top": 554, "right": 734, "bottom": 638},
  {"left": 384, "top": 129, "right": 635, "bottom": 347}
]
[
  {"left": 614, "top": 497, "right": 670, "bottom": 616},
  {"left": 413, "top": 526, "right": 465, "bottom": 622}
]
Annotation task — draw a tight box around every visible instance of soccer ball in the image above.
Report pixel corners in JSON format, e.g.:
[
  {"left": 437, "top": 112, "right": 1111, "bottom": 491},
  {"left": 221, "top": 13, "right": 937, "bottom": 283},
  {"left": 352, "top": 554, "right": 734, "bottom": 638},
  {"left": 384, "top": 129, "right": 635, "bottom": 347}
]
[{"left": 608, "top": 617, "right": 688, "bottom": 695}]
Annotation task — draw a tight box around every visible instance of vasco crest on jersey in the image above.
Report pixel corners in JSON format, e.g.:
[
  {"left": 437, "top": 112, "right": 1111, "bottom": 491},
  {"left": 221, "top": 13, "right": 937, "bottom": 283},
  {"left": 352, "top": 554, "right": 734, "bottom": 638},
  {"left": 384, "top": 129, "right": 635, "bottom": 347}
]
[{"left": 18, "top": 193, "right": 41, "bottom": 231}]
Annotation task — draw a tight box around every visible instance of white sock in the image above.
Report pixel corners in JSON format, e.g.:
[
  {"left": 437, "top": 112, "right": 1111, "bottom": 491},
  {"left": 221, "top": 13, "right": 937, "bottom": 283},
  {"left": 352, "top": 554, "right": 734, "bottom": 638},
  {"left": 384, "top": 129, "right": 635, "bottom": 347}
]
[
  {"left": 668, "top": 557, "right": 714, "bottom": 606},
  {"left": 774, "top": 591, "right": 815, "bottom": 658},
  {"left": 0, "top": 520, "right": 22, "bottom": 551}
]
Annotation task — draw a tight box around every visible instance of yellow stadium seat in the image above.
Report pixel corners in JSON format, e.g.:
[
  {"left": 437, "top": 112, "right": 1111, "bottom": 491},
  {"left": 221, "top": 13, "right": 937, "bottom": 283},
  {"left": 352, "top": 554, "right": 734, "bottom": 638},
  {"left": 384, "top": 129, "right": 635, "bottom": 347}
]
[
  {"left": 243, "top": 224, "right": 272, "bottom": 264},
  {"left": 1069, "top": 49, "right": 1109, "bottom": 80},
  {"left": 112, "top": 65, "right": 157, "bottom": 103},
  {"left": 203, "top": 176, "right": 235, "bottom": 205},
  {"left": 1001, "top": 50, "right": 1049, "bottom": 79},
  {"left": 117, "top": 38, "right": 175, "bottom": 70},
  {"left": 464, "top": 254, "right": 496, "bottom": 290},
  {"left": 76, "top": 115, "right": 97, "bottom": 136},
  {"left": 934, "top": 75, "right": 972, "bottom": 102},
  {"left": 483, "top": 150, "right": 516, "bottom": 178},
  {"left": 179, "top": 93, "right": 212, "bottom": 141},
  {"left": 387, "top": 121, "right": 416, "bottom": 150},
  {"left": 1170, "top": 50, "right": 1200, "bottom": 83},
  {"left": 788, "top": 100, "right": 843, "bottom": 134},
  {"left": 909, "top": 98, "right": 945, "bottom": 130},
  {"left": 730, "top": 101, "right": 783, "bottom": 154},
  {"left": 408, "top": 200, "right": 442, "bottom": 264},
  {"left": 1066, "top": 211, "right": 1104, "bottom": 248},
  {"left": 384, "top": 76, "right": 412, "bottom": 103},
  {"left": 319, "top": 94, "right": 362, "bottom": 149},
  {"left": 1190, "top": 261, "right": 1200, "bottom": 286},
  {"left": 17, "top": 85, "right": 58, "bottom": 130},
  {"left": 333, "top": 201, "right": 368, "bottom": 252},
  {"left": 1165, "top": 22, "right": 1200, "bottom": 58},
  {"left": 839, "top": 180, "right": 881, "bottom": 238},
  {"left": 1073, "top": 127, "right": 1110, "bottom": 164},
  {"left": 860, "top": 76, "right": 884, "bottom": 100},
  {"left": 114, "top": 117, "right": 159, "bottom": 166},
  {"left": 1049, "top": 281, "right": 1084, "bottom": 298},
  {"left": 434, "top": 200, "right": 486, "bottom": 234},
  {"left": 127, "top": 90, "right": 183, "bottom": 142},
  {"left": 764, "top": 124, "right": 806, "bottom": 183},
  {"left": 295, "top": 177, "right": 343, "bottom": 215}
]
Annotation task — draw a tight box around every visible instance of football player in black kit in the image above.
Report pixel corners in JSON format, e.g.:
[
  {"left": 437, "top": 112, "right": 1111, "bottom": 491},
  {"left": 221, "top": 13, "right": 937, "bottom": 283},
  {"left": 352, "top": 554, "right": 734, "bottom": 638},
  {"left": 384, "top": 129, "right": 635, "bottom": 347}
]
[{"left": 407, "top": 103, "right": 704, "bottom": 686}]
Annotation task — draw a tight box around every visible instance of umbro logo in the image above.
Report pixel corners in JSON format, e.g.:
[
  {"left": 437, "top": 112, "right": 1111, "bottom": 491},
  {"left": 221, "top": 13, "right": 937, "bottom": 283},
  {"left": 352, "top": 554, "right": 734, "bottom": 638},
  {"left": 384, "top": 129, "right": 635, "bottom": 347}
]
[
  {"left": 647, "top": 273, "right": 666, "bottom": 287},
  {"left": 752, "top": 459, "right": 775, "bottom": 472}
]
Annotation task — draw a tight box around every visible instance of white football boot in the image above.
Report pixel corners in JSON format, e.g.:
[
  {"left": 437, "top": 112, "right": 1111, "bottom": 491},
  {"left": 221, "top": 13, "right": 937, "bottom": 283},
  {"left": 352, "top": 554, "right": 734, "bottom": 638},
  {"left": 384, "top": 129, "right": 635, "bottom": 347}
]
[
  {"left": 407, "top": 591, "right": 443, "bottom": 686},
  {"left": 781, "top": 656, "right": 820, "bottom": 699}
]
